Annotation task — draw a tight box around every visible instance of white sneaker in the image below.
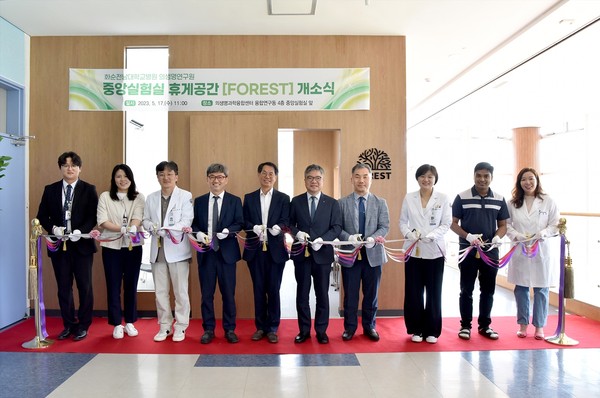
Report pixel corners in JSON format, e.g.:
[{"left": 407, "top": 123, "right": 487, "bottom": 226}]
[
  {"left": 113, "top": 325, "right": 124, "bottom": 339},
  {"left": 125, "top": 323, "right": 138, "bottom": 337},
  {"left": 425, "top": 336, "right": 438, "bottom": 344},
  {"left": 411, "top": 334, "right": 423, "bottom": 343},
  {"left": 153, "top": 328, "right": 172, "bottom": 342},
  {"left": 173, "top": 328, "right": 185, "bottom": 342}
]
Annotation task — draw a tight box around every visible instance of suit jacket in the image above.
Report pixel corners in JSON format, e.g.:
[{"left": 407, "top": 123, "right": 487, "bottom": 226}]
[
  {"left": 36, "top": 179, "right": 98, "bottom": 257},
  {"left": 338, "top": 192, "right": 389, "bottom": 267},
  {"left": 242, "top": 188, "right": 290, "bottom": 263},
  {"left": 192, "top": 191, "right": 243, "bottom": 265},
  {"left": 289, "top": 192, "right": 342, "bottom": 265},
  {"left": 142, "top": 186, "right": 193, "bottom": 263}
]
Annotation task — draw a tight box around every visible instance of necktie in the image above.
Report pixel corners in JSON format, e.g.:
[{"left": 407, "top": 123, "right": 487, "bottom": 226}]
[
  {"left": 212, "top": 196, "right": 220, "bottom": 251},
  {"left": 358, "top": 196, "right": 366, "bottom": 237},
  {"left": 310, "top": 196, "right": 317, "bottom": 221},
  {"left": 63, "top": 184, "right": 72, "bottom": 228}
]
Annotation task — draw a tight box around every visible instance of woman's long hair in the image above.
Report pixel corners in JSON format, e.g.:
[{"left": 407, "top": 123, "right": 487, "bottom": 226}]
[
  {"left": 511, "top": 167, "right": 544, "bottom": 208},
  {"left": 109, "top": 164, "right": 139, "bottom": 201}
]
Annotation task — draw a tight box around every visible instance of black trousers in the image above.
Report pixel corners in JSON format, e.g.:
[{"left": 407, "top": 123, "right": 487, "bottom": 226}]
[
  {"left": 459, "top": 254, "right": 498, "bottom": 330},
  {"left": 247, "top": 250, "right": 286, "bottom": 333},
  {"left": 51, "top": 250, "right": 94, "bottom": 331},
  {"left": 294, "top": 257, "right": 331, "bottom": 334},
  {"left": 403, "top": 256, "right": 444, "bottom": 337},
  {"left": 102, "top": 246, "right": 142, "bottom": 326}
]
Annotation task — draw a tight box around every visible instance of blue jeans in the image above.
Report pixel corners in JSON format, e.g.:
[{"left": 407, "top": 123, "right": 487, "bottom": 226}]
[{"left": 514, "top": 285, "right": 549, "bottom": 328}]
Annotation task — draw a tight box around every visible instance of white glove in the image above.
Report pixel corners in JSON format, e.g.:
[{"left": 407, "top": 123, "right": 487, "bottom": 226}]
[
  {"left": 217, "top": 228, "right": 229, "bottom": 240},
  {"left": 364, "top": 236, "right": 375, "bottom": 249},
  {"left": 421, "top": 232, "right": 435, "bottom": 243},
  {"left": 406, "top": 230, "right": 420, "bottom": 241},
  {"left": 120, "top": 226, "right": 127, "bottom": 234},
  {"left": 157, "top": 229, "right": 167, "bottom": 238},
  {"left": 269, "top": 224, "right": 281, "bottom": 236},
  {"left": 535, "top": 230, "right": 549, "bottom": 240},
  {"left": 349, "top": 233, "right": 362, "bottom": 247},
  {"left": 491, "top": 235, "right": 502, "bottom": 247},
  {"left": 512, "top": 232, "right": 527, "bottom": 242},
  {"left": 70, "top": 229, "right": 82, "bottom": 242},
  {"left": 296, "top": 231, "right": 310, "bottom": 243},
  {"left": 52, "top": 226, "right": 65, "bottom": 237},
  {"left": 312, "top": 237, "right": 324, "bottom": 251},
  {"left": 253, "top": 224, "right": 264, "bottom": 235},
  {"left": 128, "top": 225, "right": 137, "bottom": 234},
  {"left": 196, "top": 231, "right": 209, "bottom": 244},
  {"left": 466, "top": 233, "right": 483, "bottom": 246}
]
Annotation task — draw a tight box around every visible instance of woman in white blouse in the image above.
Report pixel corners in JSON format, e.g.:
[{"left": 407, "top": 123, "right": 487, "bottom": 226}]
[
  {"left": 507, "top": 167, "right": 560, "bottom": 340},
  {"left": 96, "top": 164, "right": 145, "bottom": 339},
  {"left": 399, "top": 164, "right": 452, "bottom": 344}
]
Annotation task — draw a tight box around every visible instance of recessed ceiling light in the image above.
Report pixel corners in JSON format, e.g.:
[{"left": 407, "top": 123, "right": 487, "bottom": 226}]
[{"left": 268, "top": 0, "right": 317, "bottom": 16}]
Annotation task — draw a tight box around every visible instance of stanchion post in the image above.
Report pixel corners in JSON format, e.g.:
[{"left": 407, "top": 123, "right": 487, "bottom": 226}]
[
  {"left": 22, "top": 218, "right": 54, "bottom": 349},
  {"left": 546, "top": 217, "right": 578, "bottom": 346}
]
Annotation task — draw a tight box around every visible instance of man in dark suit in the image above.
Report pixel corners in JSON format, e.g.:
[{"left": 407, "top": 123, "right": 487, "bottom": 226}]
[
  {"left": 338, "top": 163, "right": 390, "bottom": 342},
  {"left": 242, "top": 162, "right": 290, "bottom": 344},
  {"left": 192, "top": 163, "right": 244, "bottom": 344},
  {"left": 289, "top": 164, "right": 342, "bottom": 344},
  {"left": 36, "top": 151, "right": 98, "bottom": 341}
]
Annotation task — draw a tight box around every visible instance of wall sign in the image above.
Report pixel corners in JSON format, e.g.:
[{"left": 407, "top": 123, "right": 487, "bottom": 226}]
[
  {"left": 358, "top": 148, "right": 391, "bottom": 179},
  {"left": 69, "top": 68, "right": 370, "bottom": 112}
]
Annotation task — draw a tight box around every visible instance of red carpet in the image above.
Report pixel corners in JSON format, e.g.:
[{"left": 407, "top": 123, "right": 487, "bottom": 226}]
[{"left": 1, "top": 315, "right": 598, "bottom": 354}]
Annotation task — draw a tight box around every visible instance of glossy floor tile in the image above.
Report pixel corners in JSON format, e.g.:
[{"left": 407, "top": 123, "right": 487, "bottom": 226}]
[{"left": 1, "top": 266, "right": 597, "bottom": 398}]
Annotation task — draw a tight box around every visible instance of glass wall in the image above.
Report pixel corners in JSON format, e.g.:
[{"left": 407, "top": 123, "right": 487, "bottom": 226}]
[{"left": 407, "top": 20, "right": 600, "bottom": 308}]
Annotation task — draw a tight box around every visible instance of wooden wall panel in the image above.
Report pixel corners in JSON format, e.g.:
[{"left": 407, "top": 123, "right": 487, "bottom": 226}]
[{"left": 29, "top": 35, "right": 406, "bottom": 320}]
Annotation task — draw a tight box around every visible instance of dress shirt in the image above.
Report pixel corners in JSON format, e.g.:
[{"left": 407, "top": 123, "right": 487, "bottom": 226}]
[{"left": 207, "top": 192, "right": 224, "bottom": 235}]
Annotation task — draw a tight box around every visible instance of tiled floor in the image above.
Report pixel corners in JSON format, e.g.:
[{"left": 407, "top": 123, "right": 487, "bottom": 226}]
[{"left": 1, "top": 266, "right": 598, "bottom": 398}]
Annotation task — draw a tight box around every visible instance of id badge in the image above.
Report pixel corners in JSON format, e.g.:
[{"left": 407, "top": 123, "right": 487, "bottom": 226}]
[
  {"left": 122, "top": 216, "right": 128, "bottom": 228},
  {"left": 65, "top": 210, "right": 71, "bottom": 221},
  {"left": 168, "top": 213, "right": 175, "bottom": 226}
]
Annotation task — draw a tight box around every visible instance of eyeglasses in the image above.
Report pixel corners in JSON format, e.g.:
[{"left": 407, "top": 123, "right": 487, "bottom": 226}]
[
  {"left": 208, "top": 175, "right": 227, "bottom": 181},
  {"left": 158, "top": 172, "right": 176, "bottom": 178},
  {"left": 305, "top": 176, "right": 322, "bottom": 182},
  {"left": 61, "top": 164, "right": 79, "bottom": 169}
]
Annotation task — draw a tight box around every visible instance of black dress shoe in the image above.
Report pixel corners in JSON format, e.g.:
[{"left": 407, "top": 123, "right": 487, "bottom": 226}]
[
  {"left": 73, "top": 329, "right": 87, "bottom": 341},
  {"left": 57, "top": 328, "right": 72, "bottom": 340},
  {"left": 364, "top": 329, "right": 380, "bottom": 341},
  {"left": 294, "top": 332, "right": 310, "bottom": 344},
  {"left": 201, "top": 330, "right": 215, "bottom": 344},
  {"left": 316, "top": 332, "right": 329, "bottom": 344},
  {"left": 342, "top": 330, "right": 355, "bottom": 341},
  {"left": 225, "top": 330, "right": 239, "bottom": 344}
]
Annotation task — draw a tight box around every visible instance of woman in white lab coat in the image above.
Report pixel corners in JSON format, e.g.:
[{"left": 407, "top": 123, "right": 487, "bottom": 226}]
[
  {"left": 399, "top": 164, "right": 452, "bottom": 344},
  {"left": 506, "top": 167, "right": 560, "bottom": 340}
]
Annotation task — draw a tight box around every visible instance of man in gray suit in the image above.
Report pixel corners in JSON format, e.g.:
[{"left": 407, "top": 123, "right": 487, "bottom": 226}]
[{"left": 338, "top": 163, "right": 389, "bottom": 341}]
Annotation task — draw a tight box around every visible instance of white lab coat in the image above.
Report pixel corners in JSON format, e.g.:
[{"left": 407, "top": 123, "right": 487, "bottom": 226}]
[
  {"left": 506, "top": 194, "right": 560, "bottom": 287},
  {"left": 399, "top": 189, "right": 452, "bottom": 259}
]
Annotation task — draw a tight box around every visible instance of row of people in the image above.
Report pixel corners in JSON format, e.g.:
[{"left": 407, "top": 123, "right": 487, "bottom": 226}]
[
  {"left": 401, "top": 162, "right": 559, "bottom": 344},
  {"left": 36, "top": 152, "right": 559, "bottom": 345}
]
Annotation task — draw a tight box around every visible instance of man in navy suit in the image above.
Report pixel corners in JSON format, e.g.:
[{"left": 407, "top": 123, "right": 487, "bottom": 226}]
[
  {"left": 289, "top": 164, "right": 342, "bottom": 344},
  {"left": 338, "top": 163, "right": 390, "bottom": 342},
  {"left": 242, "top": 162, "right": 290, "bottom": 344},
  {"left": 36, "top": 151, "right": 98, "bottom": 341},
  {"left": 192, "top": 163, "right": 244, "bottom": 344}
]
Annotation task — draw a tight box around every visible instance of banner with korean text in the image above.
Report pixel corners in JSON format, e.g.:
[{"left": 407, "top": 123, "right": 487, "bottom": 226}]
[{"left": 69, "top": 68, "right": 370, "bottom": 112}]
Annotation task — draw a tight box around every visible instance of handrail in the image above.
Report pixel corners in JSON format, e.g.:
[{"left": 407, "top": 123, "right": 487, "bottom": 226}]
[{"left": 560, "top": 212, "right": 600, "bottom": 218}]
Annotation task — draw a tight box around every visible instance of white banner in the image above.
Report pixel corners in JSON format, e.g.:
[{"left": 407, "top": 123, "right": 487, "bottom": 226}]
[{"left": 69, "top": 68, "right": 370, "bottom": 112}]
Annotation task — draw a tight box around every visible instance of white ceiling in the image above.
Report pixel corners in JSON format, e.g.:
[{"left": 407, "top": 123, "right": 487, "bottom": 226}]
[{"left": 1, "top": 0, "right": 600, "bottom": 127}]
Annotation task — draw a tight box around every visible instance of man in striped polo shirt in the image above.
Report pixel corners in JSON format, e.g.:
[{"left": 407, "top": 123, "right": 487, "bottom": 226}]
[{"left": 451, "top": 162, "right": 509, "bottom": 341}]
